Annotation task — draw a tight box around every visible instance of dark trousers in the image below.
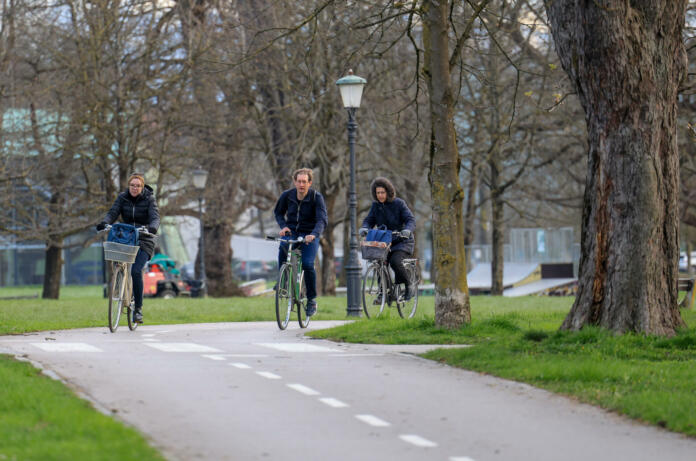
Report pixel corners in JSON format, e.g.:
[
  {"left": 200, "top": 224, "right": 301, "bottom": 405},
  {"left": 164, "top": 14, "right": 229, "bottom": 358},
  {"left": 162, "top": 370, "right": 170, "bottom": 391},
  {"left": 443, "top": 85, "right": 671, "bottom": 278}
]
[
  {"left": 388, "top": 250, "right": 411, "bottom": 286},
  {"left": 131, "top": 249, "right": 150, "bottom": 309},
  {"left": 278, "top": 234, "right": 320, "bottom": 300}
]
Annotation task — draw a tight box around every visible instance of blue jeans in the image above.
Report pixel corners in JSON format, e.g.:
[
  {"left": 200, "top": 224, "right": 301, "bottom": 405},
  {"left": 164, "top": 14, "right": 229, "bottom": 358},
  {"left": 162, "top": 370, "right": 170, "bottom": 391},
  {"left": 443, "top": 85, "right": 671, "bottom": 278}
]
[
  {"left": 131, "top": 249, "right": 150, "bottom": 309},
  {"left": 278, "top": 234, "right": 319, "bottom": 301}
]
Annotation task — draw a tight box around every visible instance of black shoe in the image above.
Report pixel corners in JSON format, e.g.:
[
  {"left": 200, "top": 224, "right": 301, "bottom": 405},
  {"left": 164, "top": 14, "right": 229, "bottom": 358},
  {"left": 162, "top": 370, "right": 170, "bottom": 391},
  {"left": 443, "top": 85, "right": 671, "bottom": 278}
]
[
  {"left": 404, "top": 284, "right": 417, "bottom": 301},
  {"left": 133, "top": 307, "right": 143, "bottom": 323},
  {"left": 306, "top": 299, "right": 317, "bottom": 317},
  {"left": 373, "top": 293, "right": 383, "bottom": 305}
]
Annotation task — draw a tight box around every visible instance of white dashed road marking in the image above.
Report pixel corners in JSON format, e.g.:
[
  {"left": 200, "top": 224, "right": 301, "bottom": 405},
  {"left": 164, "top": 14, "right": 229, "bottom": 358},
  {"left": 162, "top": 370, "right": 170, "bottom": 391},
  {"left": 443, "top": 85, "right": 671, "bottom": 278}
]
[
  {"left": 355, "top": 414, "right": 390, "bottom": 427},
  {"left": 287, "top": 383, "right": 320, "bottom": 396},
  {"left": 450, "top": 457, "right": 476, "bottom": 461},
  {"left": 31, "top": 343, "right": 102, "bottom": 352},
  {"left": 144, "top": 343, "right": 222, "bottom": 353},
  {"left": 399, "top": 434, "right": 438, "bottom": 448},
  {"left": 256, "top": 371, "right": 282, "bottom": 380},
  {"left": 319, "top": 397, "right": 349, "bottom": 408},
  {"left": 230, "top": 362, "right": 252, "bottom": 369},
  {"left": 201, "top": 354, "right": 227, "bottom": 361},
  {"left": 254, "top": 342, "right": 341, "bottom": 353}
]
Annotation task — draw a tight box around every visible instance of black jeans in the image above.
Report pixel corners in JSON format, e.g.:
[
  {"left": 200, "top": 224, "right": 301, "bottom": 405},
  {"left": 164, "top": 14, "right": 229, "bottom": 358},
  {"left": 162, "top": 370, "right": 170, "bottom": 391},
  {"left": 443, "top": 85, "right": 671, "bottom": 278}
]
[
  {"left": 388, "top": 250, "right": 411, "bottom": 286},
  {"left": 131, "top": 249, "right": 150, "bottom": 309}
]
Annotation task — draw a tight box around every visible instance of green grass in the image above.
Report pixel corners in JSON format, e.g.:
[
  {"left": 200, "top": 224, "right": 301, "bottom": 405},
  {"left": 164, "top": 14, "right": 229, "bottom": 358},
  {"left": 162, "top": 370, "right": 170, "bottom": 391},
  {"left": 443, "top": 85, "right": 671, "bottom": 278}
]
[
  {"left": 0, "top": 355, "right": 165, "bottom": 461},
  {"left": 0, "top": 285, "right": 356, "bottom": 335},
  {"left": 310, "top": 296, "right": 696, "bottom": 437}
]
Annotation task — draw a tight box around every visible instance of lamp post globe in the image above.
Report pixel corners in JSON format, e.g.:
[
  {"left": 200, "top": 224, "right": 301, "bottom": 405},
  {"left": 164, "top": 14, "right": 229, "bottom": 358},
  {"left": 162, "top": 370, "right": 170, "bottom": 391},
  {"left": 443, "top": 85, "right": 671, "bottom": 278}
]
[
  {"left": 192, "top": 167, "right": 208, "bottom": 297},
  {"left": 336, "top": 70, "right": 367, "bottom": 317}
]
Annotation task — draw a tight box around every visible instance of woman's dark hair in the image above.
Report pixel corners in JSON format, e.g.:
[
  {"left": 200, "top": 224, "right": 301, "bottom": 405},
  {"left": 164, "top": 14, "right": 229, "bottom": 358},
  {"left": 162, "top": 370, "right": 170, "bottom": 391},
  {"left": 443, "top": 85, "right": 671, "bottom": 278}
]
[{"left": 370, "top": 177, "right": 396, "bottom": 202}]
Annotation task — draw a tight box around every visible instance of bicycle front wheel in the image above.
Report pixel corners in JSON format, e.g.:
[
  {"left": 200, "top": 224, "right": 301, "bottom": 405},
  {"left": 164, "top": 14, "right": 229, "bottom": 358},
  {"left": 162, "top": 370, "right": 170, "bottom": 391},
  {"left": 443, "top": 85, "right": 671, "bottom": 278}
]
[
  {"left": 397, "top": 263, "right": 419, "bottom": 319},
  {"left": 275, "top": 264, "right": 293, "bottom": 330},
  {"left": 362, "top": 264, "right": 386, "bottom": 318},
  {"left": 297, "top": 270, "right": 309, "bottom": 328},
  {"left": 108, "top": 264, "right": 126, "bottom": 332},
  {"left": 126, "top": 276, "right": 138, "bottom": 331}
]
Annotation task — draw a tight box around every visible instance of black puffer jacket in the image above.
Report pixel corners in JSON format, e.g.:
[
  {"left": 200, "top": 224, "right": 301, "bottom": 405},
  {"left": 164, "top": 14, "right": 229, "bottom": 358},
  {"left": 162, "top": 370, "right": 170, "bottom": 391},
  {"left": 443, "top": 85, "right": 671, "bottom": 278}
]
[
  {"left": 102, "top": 185, "right": 160, "bottom": 257},
  {"left": 360, "top": 177, "right": 416, "bottom": 254}
]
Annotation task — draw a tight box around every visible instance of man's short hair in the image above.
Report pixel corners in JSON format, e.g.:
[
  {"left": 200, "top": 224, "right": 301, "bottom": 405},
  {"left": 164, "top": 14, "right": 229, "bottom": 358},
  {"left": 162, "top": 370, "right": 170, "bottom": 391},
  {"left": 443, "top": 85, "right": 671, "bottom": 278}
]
[{"left": 293, "top": 168, "right": 313, "bottom": 182}]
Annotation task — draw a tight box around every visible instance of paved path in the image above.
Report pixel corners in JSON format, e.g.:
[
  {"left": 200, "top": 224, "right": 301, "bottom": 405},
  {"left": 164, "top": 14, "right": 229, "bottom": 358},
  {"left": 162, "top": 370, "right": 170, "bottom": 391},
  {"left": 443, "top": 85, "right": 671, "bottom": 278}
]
[{"left": 1, "top": 322, "right": 695, "bottom": 461}]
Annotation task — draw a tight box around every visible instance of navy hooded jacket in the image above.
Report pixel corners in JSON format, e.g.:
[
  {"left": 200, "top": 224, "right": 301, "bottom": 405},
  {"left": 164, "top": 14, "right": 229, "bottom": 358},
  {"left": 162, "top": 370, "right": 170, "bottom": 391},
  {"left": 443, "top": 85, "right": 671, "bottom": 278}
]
[
  {"left": 274, "top": 188, "right": 328, "bottom": 238},
  {"left": 101, "top": 185, "right": 160, "bottom": 257}
]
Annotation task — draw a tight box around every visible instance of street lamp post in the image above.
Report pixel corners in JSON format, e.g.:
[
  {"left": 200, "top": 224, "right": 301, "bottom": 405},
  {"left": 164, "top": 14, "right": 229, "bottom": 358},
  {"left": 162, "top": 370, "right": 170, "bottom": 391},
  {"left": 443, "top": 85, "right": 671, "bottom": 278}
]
[
  {"left": 192, "top": 167, "right": 209, "bottom": 297},
  {"left": 336, "top": 70, "right": 367, "bottom": 317}
]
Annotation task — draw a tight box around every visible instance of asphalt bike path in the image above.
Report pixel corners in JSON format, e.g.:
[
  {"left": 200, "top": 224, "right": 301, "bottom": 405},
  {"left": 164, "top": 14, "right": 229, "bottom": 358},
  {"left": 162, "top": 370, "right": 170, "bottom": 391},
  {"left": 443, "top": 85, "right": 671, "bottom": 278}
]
[{"left": 1, "top": 321, "right": 695, "bottom": 461}]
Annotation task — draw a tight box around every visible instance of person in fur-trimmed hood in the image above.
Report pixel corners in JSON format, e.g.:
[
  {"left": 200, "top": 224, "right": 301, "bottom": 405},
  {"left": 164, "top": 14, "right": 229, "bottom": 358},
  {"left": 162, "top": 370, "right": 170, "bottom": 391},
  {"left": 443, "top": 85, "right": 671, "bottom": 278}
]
[{"left": 359, "top": 177, "right": 417, "bottom": 300}]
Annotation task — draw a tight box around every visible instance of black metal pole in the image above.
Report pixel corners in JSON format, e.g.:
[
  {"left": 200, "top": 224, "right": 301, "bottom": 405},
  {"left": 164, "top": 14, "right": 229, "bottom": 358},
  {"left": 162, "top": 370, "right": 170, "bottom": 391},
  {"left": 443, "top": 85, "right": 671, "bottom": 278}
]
[
  {"left": 199, "top": 196, "right": 207, "bottom": 297},
  {"left": 345, "top": 107, "right": 362, "bottom": 317}
]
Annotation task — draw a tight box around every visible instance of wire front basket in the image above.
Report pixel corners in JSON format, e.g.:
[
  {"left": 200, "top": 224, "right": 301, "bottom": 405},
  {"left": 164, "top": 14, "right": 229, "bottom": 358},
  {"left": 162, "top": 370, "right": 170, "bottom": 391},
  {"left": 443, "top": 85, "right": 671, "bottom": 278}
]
[
  {"left": 360, "top": 242, "right": 390, "bottom": 260},
  {"left": 104, "top": 241, "right": 139, "bottom": 263}
]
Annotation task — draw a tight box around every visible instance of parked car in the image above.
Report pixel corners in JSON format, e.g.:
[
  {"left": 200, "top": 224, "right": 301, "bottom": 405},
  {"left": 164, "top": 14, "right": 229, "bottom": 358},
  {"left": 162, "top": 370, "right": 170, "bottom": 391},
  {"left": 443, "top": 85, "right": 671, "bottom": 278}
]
[
  {"left": 679, "top": 251, "right": 696, "bottom": 272},
  {"left": 233, "top": 259, "right": 277, "bottom": 281}
]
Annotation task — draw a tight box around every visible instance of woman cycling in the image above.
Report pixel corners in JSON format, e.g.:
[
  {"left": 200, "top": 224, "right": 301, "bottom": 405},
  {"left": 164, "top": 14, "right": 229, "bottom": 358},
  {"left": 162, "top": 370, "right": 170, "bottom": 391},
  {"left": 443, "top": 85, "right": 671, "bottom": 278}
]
[
  {"left": 359, "top": 177, "right": 417, "bottom": 300},
  {"left": 97, "top": 173, "right": 160, "bottom": 323}
]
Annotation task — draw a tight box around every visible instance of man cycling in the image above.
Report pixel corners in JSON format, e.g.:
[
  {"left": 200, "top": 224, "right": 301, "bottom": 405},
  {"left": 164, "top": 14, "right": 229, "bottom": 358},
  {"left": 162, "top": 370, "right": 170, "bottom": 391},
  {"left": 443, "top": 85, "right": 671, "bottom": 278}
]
[
  {"left": 273, "top": 168, "right": 328, "bottom": 317},
  {"left": 359, "top": 177, "right": 417, "bottom": 300}
]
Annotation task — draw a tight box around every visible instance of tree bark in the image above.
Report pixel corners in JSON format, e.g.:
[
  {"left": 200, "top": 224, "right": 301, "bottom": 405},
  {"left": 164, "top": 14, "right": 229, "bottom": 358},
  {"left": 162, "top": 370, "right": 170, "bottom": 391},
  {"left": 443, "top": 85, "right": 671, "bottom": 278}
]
[
  {"left": 423, "top": 0, "right": 471, "bottom": 328},
  {"left": 42, "top": 242, "right": 62, "bottom": 299},
  {"left": 545, "top": 0, "right": 687, "bottom": 335}
]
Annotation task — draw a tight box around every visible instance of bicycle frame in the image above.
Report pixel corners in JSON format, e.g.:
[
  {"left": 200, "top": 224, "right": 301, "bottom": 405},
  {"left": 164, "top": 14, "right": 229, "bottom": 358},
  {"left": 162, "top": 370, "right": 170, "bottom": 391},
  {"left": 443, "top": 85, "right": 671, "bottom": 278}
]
[{"left": 267, "top": 235, "right": 310, "bottom": 329}]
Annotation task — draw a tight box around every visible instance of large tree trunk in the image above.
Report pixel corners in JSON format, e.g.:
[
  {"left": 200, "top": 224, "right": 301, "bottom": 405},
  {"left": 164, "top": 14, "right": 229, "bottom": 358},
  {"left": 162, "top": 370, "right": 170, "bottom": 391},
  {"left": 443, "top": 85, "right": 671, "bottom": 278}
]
[
  {"left": 545, "top": 1, "right": 687, "bottom": 335},
  {"left": 423, "top": 0, "right": 471, "bottom": 328},
  {"left": 490, "top": 188, "right": 504, "bottom": 296},
  {"left": 204, "top": 222, "right": 243, "bottom": 297},
  {"left": 319, "top": 225, "right": 337, "bottom": 295},
  {"left": 42, "top": 242, "right": 62, "bottom": 299}
]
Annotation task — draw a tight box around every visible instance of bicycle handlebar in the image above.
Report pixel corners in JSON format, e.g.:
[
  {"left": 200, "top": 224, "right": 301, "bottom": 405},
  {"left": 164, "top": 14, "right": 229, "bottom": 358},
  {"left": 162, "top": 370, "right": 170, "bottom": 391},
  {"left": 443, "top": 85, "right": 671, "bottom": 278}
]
[
  {"left": 265, "top": 235, "right": 305, "bottom": 244},
  {"left": 100, "top": 224, "right": 150, "bottom": 235}
]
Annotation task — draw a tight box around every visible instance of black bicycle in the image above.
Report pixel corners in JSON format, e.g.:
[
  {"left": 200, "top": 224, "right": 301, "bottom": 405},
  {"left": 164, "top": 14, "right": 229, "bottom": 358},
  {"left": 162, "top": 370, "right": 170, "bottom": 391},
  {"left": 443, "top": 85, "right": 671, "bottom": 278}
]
[
  {"left": 361, "top": 231, "right": 420, "bottom": 319},
  {"left": 266, "top": 235, "right": 310, "bottom": 330}
]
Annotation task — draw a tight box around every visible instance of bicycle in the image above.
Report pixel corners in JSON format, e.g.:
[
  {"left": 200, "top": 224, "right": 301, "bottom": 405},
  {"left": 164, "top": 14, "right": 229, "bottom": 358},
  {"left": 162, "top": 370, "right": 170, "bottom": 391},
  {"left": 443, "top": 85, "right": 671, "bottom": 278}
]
[
  {"left": 361, "top": 231, "right": 420, "bottom": 319},
  {"left": 266, "top": 235, "right": 310, "bottom": 330},
  {"left": 101, "top": 224, "right": 149, "bottom": 332}
]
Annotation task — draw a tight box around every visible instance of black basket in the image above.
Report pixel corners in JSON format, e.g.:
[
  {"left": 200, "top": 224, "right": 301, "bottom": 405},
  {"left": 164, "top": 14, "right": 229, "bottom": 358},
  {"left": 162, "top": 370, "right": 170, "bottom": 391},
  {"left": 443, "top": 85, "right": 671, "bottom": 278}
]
[{"left": 360, "top": 243, "right": 389, "bottom": 260}]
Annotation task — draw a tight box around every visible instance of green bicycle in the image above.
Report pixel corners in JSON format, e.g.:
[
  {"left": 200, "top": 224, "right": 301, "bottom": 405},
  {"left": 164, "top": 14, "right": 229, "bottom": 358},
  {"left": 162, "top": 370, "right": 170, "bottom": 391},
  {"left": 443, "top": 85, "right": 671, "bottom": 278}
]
[{"left": 266, "top": 235, "right": 310, "bottom": 330}]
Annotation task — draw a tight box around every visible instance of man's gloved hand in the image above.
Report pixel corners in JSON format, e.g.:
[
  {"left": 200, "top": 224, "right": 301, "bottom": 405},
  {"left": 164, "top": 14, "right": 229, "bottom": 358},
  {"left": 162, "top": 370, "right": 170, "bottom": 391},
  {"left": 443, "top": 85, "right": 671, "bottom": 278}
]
[
  {"left": 359, "top": 228, "right": 369, "bottom": 238},
  {"left": 147, "top": 226, "right": 158, "bottom": 235},
  {"left": 96, "top": 222, "right": 107, "bottom": 231},
  {"left": 400, "top": 229, "right": 412, "bottom": 239}
]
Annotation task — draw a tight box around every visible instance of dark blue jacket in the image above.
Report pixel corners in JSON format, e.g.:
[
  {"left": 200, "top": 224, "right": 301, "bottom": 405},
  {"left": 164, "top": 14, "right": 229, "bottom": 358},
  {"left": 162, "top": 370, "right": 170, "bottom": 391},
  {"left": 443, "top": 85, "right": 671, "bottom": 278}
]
[
  {"left": 274, "top": 188, "right": 328, "bottom": 238},
  {"left": 361, "top": 198, "right": 415, "bottom": 254},
  {"left": 102, "top": 185, "right": 160, "bottom": 256}
]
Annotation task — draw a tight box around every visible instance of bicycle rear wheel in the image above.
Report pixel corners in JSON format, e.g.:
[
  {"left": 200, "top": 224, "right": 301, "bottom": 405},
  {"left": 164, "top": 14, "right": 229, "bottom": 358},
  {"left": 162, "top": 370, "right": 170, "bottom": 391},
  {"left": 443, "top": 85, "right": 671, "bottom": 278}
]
[
  {"left": 275, "top": 264, "right": 292, "bottom": 330},
  {"left": 362, "top": 264, "right": 386, "bottom": 318},
  {"left": 108, "top": 264, "right": 126, "bottom": 332},
  {"left": 397, "top": 263, "right": 419, "bottom": 319},
  {"left": 297, "top": 270, "right": 309, "bottom": 328}
]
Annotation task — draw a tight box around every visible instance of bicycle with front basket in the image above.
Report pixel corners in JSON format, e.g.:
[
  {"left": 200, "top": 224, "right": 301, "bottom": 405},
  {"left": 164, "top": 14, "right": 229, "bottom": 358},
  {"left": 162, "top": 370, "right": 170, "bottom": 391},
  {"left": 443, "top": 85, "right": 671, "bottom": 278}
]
[
  {"left": 266, "top": 235, "right": 310, "bottom": 330},
  {"left": 101, "top": 224, "right": 149, "bottom": 332},
  {"left": 361, "top": 231, "right": 420, "bottom": 319}
]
